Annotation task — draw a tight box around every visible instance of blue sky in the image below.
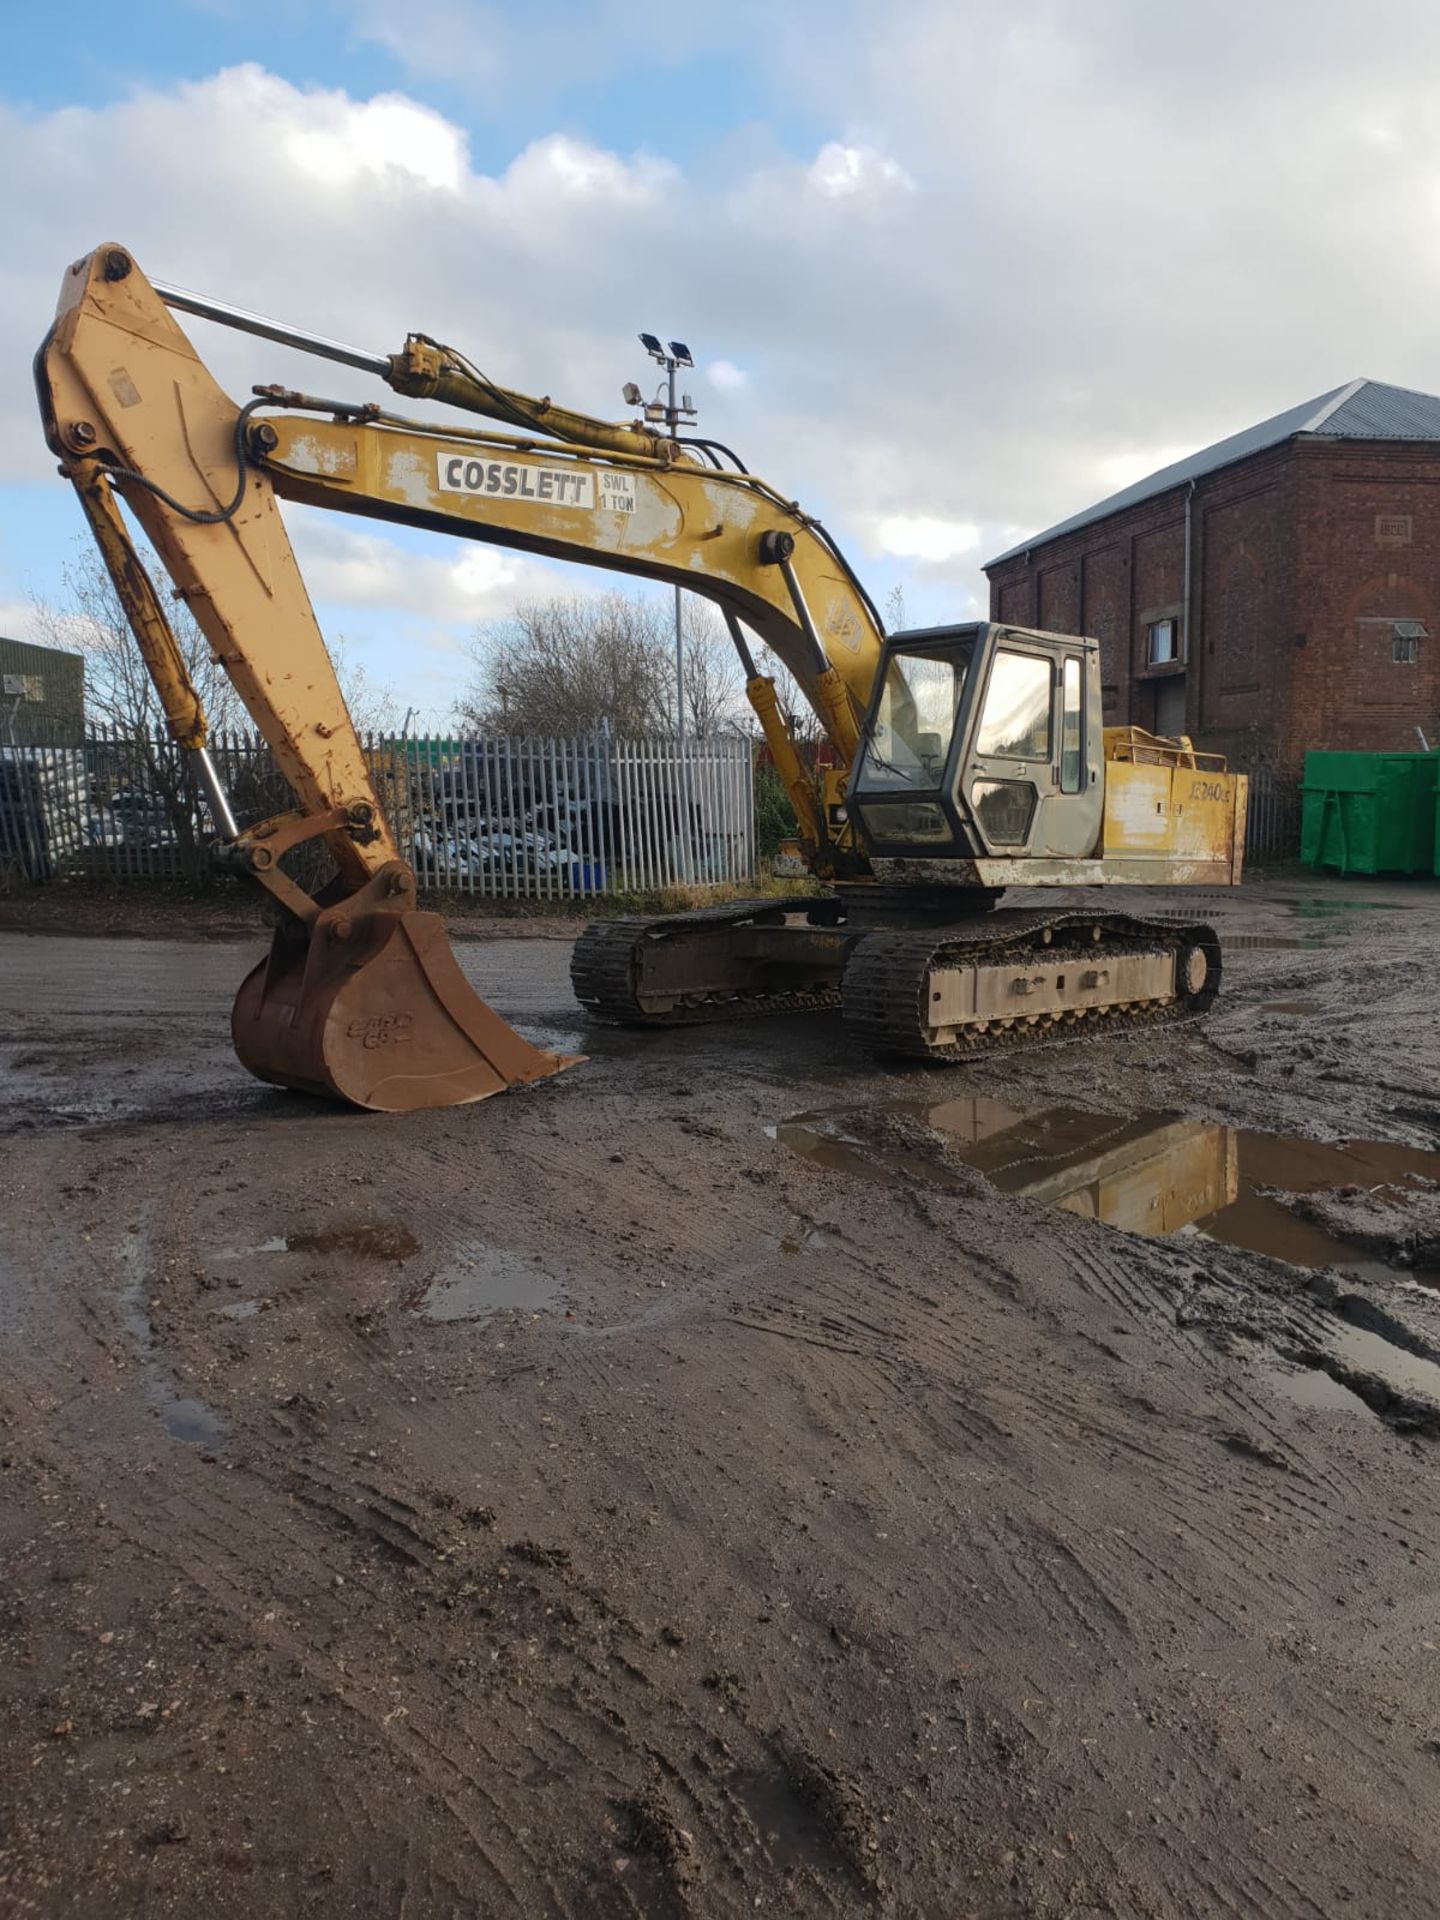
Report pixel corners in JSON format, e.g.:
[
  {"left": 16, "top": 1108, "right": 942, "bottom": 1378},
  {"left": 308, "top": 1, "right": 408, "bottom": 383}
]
[
  {"left": 2, "top": 3, "right": 800, "bottom": 174},
  {"left": 6, "top": 1, "right": 1440, "bottom": 724}
]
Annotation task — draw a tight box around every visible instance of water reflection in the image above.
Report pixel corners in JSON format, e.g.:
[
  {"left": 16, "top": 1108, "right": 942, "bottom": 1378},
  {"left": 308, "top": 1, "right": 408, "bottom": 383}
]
[{"left": 776, "top": 1098, "right": 1440, "bottom": 1286}]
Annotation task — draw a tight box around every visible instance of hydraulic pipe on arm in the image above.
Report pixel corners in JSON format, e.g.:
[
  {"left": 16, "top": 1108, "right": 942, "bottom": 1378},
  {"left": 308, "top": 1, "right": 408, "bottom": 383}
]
[
  {"left": 239, "top": 393, "right": 878, "bottom": 873},
  {"left": 36, "top": 243, "right": 577, "bottom": 1111},
  {"left": 150, "top": 275, "right": 882, "bottom": 874}
]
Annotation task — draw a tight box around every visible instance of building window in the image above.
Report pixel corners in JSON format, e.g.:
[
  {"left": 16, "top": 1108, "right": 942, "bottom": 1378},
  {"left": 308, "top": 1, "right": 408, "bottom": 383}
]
[
  {"left": 1393, "top": 619, "right": 1427, "bottom": 664},
  {"left": 1147, "top": 618, "right": 1178, "bottom": 665}
]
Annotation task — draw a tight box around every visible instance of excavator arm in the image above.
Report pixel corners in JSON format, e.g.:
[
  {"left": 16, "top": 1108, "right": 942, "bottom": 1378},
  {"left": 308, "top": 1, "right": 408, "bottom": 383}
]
[
  {"left": 34, "top": 242, "right": 884, "bottom": 1108},
  {"left": 36, "top": 244, "right": 593, "bottom": 1109},
  {"left": 254, "top": 405, "right": 878, "bottom": 860},
  {"left": 41, "top": 246, "right": 884, "bottom": 865}
]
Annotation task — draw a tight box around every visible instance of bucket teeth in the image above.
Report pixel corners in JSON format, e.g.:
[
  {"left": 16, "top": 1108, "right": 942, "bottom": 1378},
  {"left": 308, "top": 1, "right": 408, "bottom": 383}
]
[{"left": 231, "top": 907, "right": 579, "bottom": 1112}]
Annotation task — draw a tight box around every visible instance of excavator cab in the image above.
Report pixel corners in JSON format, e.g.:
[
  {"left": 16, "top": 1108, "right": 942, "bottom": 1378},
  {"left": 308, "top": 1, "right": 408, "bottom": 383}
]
[{"left": 848, "top": 622, "right": 1104, "bottom": 863}]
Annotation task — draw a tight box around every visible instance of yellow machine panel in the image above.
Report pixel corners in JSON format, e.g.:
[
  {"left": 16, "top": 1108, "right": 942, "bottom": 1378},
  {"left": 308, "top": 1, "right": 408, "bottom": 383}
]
[{"left": 1100, "top": 729, "right": 1248, "bottom": 882}]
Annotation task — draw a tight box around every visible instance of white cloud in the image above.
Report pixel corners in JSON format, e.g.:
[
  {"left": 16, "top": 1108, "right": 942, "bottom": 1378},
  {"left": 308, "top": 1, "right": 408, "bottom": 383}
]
[
  {"left": 503, "top": 134, "right": 677, "bottom": 206},
  {"left": 12, "top": 7, "right": 1440, "bottom": 710},
  {"left": 287, "top": 514, "right": 575, "bottom": 625},
  {"left": 0, "top": 598, "right": 40, "bottom": 645},
  {"left": 1092, "top": 446, "right": 1195, "bottom": 495},
  {"left": 807, "top": 141, "right": 915, "bottom": 199},
  {"left": 872, "top": 515, "right": 980, "bottom": 564},
  {"left": 0, "top": 597, "right": 105, "bottom": 653},
  {"left": 283, "top": 88, "right": 468, "bottom": 193}
]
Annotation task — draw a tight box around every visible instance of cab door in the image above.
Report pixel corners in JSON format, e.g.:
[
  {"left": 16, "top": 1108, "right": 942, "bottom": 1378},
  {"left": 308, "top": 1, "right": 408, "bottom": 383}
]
[{"left": 958, "top": 636, "right": 1103, "bottom": 860}]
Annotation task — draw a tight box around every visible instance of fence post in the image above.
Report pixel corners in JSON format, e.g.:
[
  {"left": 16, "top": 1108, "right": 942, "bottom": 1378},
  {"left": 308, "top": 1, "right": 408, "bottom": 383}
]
[{"left": 0, "top": 724, "right": 762, "bottom": 901}]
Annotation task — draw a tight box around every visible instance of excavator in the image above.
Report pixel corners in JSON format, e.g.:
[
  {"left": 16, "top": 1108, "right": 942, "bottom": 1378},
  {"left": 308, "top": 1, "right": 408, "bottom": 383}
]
[{"left": 35, "top": 244, "right": 1248, "bottom": 1112}]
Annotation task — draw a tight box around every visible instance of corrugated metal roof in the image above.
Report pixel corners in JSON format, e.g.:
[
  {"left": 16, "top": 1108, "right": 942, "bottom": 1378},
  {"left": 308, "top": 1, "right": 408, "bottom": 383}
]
[{"left": 986, "top": 378, "right": 1440, "bottom": 568}]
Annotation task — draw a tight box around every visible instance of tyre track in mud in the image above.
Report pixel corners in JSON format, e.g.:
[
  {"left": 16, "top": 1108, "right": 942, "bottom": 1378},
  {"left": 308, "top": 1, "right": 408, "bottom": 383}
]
[{"left": 6, "top": 892, "right": 1440, "bottom": 1916}]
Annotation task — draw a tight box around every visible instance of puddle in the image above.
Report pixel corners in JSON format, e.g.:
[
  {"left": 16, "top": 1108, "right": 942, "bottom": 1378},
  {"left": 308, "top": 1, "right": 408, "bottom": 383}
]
[
  {"left": 286, "top": 1224, "right": 418, "bottom": 1260},
  {"left": 1265, "top": 1363, "right": 1369, "bottom": 1414},
  {"left": 774, "top": 1098, "right": 1440, "bottom": 1288},
  {"left": 220, "top": 1224, "right": 418, "bottom": 1263},
  {"left": 417, "top": 1248, "right": 559, "bottom": 1321},
  {"left": 1329, "top": 1320, "right": 1440, "bottom": 1399},
  {"left": 776, "top": 1100, "right": 1440, "bottom": 1420},
  {"left": 1265, "top": 1318, "right": 1440, "bottom": 1419},
  {"left": 159, "top": 1396, "right": 226, "bottom": 1445},
  {"left": 1202, "top": 899, "right": 1410, "bottom": 952},
  {"left": 119, "top": 1235, "right": 227, "bottom": 1449}
]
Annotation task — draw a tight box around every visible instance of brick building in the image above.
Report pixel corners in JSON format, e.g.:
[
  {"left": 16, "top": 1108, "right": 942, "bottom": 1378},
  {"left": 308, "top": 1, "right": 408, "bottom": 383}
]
[
  {"left": 0, "top": 636, "right": 85, "bottom": 747},
  {"left": 984, "top": 379, "right": 1440, "bottom": 777}
]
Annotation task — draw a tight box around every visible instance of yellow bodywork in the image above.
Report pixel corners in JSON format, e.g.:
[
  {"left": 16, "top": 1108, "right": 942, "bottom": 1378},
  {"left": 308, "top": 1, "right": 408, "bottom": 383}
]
[
  {"left": 39, "top": 245, "right": 883, "bottom": 883},
  {"left": 1100, "top": 727, "right": 1248, "bottom": 882},
  {"left": 264, "top": 414, "right": 872, "bottom": 752},
  {"left": 922, "top": 1097, "right": 1241, "bottom": 1233},
  {"left": 1053, "top": 1121, "right": 1239, "bottom": 1237}
]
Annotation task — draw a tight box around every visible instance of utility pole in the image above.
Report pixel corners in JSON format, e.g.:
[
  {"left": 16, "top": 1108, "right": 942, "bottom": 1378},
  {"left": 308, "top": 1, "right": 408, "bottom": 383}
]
[{"left": 626, "top": 334, "right": 698, "bottom": 878}]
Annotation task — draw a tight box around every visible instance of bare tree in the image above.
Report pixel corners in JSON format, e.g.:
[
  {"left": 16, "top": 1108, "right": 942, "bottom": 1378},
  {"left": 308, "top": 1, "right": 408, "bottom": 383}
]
[
  {"left": 884, "top": 582, "right": 910, "bottom": 634},
  {"left": 680, "top": 599, "right": 749, "bottom": 737},
  {"left": 30, "top": 540, "right": 402, "bottom": 879},
  {"left": 461, "top": 591, "right": 676, "bottom": 736},
  {"left": 30, "top": 542, "right": 243, "bottom": 742},
  {"left": 755, "top": 645, "right": 824, "bottom": 747},
  {"left": 327, "top": 634, "right": 402, "bottom": 737},
  {"left": 29, "top": 544, "right": 245, "bottom": 880},
  {"left": 33, "top": 540, "right": 400, "bottom": 739}
]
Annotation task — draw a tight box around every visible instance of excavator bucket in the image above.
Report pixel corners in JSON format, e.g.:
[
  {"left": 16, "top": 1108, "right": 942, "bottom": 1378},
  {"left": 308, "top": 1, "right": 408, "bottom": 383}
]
[{"left": 232, "top": 903, "right": 579, "bottom": 1112}]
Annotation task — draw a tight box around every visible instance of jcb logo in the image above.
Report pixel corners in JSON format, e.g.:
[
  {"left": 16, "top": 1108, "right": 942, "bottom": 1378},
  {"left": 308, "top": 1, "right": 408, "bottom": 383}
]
[{"left": 346, "top": 1014, "right": 414, "bottom": 1050}]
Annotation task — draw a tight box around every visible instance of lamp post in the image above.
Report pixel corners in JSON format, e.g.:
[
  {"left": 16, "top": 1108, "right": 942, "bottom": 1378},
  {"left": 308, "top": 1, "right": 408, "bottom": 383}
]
[{"left": 626, "top": 334, "right": 698, "bottom": 878}]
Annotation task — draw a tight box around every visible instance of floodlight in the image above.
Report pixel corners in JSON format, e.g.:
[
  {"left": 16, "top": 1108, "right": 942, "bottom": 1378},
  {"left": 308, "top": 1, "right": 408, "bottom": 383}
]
[
  {"left": 621, "top": 382, "right": 643, "bottom": 406},
  {"left": 669, "top": 341, "right": 693, "bottom": 367},
  {"left": 639, "top": 332, "right": 665, "bottom": 357}
]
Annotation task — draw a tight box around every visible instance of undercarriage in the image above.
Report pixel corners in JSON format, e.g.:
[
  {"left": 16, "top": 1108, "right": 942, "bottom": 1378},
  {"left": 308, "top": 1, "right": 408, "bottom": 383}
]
[{"left": 569, "top": 896, "right": 1221, "bottom": 1061}]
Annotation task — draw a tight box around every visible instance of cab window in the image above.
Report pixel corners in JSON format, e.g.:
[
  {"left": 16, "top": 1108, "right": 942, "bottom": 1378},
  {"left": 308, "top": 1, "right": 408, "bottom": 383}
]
[
  {"left": 855, "top": 640, "right": 974, "bottom": 792},
  {"left": 976, "top": 651, "right": 1052, "bottom": 761},
  {"left": 1060, "top": 656, "right": 1083, "bottom": 792}
]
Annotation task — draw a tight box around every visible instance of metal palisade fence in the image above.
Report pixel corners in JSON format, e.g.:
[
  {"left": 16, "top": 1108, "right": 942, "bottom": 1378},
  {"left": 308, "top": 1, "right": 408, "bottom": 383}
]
[
  {"left": 0, "top": 725, "right": 756, "bottom": 899},
  {"left": 1243, "top": 766, "right": 1301, "bottom": 865}
]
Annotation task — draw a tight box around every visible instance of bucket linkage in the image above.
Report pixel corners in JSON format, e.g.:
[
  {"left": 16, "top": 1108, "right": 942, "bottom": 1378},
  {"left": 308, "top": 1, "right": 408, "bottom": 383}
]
[{"left": 221, "top": 802, "right": 578, "bottom": 1113}]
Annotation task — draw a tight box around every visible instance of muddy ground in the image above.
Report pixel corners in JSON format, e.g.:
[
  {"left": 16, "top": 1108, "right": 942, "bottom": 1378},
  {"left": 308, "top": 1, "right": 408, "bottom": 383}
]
[{"left": 3, "top": 872, "right": 1440, "bottom": 1917}]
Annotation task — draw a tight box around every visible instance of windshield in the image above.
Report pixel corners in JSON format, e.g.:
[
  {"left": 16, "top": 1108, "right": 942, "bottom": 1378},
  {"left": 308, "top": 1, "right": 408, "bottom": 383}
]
[{"left": 855, "top": 641, "right": 974, "bottom": 792}]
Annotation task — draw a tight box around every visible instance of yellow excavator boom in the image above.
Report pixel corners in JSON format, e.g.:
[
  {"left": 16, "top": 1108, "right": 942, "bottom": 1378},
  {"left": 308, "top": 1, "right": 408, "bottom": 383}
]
[{"left": 36, "top": 243, "right": 583, "bottom": 1111}]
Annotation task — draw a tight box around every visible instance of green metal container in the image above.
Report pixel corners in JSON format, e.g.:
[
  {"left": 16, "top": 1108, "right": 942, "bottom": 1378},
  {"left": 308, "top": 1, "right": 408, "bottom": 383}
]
[{"left": 1300, "top": 750, "right": 1439, "bottom": 875}]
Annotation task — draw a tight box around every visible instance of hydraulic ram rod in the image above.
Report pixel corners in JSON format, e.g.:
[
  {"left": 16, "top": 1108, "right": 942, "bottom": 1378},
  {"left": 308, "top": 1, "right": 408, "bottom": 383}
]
[{"left": 152, "top": 279, "right": 390, "bottom": 379}]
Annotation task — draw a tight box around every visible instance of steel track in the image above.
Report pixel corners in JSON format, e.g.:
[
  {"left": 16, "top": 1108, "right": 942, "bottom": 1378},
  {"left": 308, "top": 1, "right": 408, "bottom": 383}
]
[
  {"left": 841, "top": 912, "right": 1220, "bottom": 1061},
  {"left": 569, "top": 898, "right": 843, "bottom": 1027},
  {"left": 570, "top": 902, "right": 1221, "bottom": 1053}
]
